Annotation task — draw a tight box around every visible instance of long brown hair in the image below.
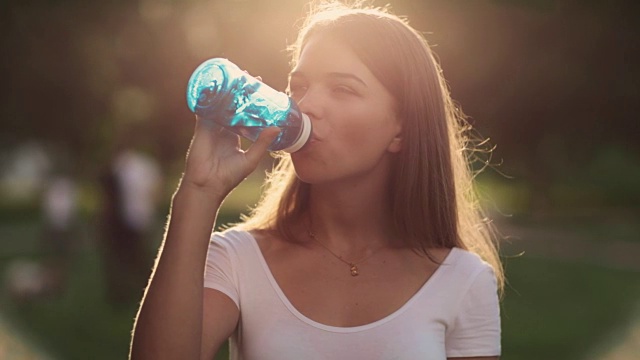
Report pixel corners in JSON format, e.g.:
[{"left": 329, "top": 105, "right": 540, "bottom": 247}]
[{"left": 239, "top": 1, "right": 504, "bottom": 293}]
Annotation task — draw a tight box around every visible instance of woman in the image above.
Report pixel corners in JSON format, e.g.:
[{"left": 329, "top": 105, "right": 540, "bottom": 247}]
[{"left": 131, "top": 2, "right": 503, "bottom": 359}]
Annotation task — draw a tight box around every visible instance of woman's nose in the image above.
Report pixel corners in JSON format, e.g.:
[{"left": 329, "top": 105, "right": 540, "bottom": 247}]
[{"left": 295, "top": 88, "right": 322, "bottom": 120}]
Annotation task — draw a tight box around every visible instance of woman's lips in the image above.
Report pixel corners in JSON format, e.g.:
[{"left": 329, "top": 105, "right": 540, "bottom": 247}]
[
  {"left": 309, "top": 133, "right": 322, "bottom": 143},
  {"left": 298, "top": 133, "right": 321, "bottom": 151},
  {"left": 311, "top": 131, "right": 324, "bottom": 141}
]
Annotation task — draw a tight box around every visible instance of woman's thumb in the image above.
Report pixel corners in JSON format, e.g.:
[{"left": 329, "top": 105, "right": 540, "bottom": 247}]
[{"left": 244, "top": 127, "right": 280, "bottom": 165}]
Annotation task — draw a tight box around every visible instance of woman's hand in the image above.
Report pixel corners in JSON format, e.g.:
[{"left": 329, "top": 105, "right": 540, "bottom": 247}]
[{"left": 180, "top": 115, "right": 280, "bottom": 201}]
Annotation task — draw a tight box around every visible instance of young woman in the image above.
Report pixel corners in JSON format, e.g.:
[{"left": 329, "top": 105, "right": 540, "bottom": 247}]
[{"left": 131, "top": 2, "right": 503, "bottom": 359}]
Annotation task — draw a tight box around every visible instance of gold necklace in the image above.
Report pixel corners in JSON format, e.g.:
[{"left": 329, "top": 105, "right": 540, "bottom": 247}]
[{"left": 307, "top": 229, "right": 383, "bottom": 276}]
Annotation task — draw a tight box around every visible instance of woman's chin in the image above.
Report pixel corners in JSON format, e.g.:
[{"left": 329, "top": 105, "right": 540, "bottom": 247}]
[
  {"left": 292, "top": 164, "right": 332, "bottom": 185},
  {"left": 293, "top": 170, "right": 323, "bottom": 185}
]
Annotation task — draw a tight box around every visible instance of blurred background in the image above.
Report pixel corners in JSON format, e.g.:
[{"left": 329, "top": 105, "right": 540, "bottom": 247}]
[{"left": 0, "top": 0, "right": 638, "bottom": 359}]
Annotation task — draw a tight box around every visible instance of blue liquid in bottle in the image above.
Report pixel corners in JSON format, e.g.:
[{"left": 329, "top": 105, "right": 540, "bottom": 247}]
[{"left": 186, "top": 58, "right": 311, "bottom": 152}]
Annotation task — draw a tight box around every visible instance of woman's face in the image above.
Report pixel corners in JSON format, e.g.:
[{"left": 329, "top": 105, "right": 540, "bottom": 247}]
[{"left": 288, "top": 34, "right": 402, "bottom": 185}]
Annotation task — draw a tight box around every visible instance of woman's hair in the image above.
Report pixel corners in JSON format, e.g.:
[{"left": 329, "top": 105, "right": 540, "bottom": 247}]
[{"left": 239, "top": 1, "right": 504, "bottom": 293}]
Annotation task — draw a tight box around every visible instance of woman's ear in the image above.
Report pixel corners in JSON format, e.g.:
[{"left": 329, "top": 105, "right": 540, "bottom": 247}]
[
  {"left": 387, "top": 134, "right": 403, "bottom": 153},
  {"left": 387, "top": 119, "right": 403, "bottom": 153}
]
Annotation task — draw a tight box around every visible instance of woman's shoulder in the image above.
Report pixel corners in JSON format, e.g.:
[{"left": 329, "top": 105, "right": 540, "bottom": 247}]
[
  {"left": 445, "top": 247, "right": 497, "bottom": 283},
  {"left": 211, "top": 227, "right": 258, "bottom": 253},
  {"left": 429, "top": 247, "right": 499, "bottom": 305},
  {"left": 211, "top": 226, "right": 289, "bottom": 254}
]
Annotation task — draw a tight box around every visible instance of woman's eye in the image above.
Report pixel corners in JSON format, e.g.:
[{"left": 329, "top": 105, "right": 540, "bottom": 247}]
[
  {"left": 288, "top": 84, "right": 307, "bottom": 97},
  {"left": 333, "top": 85, "right": 355, "bottom": 95}
]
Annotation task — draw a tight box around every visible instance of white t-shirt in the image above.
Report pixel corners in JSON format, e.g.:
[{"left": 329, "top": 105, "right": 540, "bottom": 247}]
[{"left": 205, "top": 229, "right": 501, "bottom": 360}]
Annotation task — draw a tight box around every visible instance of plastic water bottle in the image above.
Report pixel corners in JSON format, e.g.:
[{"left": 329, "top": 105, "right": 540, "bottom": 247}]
[{"left": 186, "top": 58, "right": 311, "bottom": 152}]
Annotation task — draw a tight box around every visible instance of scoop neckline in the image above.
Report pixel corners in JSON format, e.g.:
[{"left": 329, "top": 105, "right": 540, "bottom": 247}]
[{"left": 239, "top": 230, "right": 459, "bottom": 333}]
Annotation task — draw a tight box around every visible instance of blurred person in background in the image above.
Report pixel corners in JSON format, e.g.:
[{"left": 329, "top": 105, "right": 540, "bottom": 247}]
[
  {"left": 5, "top": 170, "right": 78, "bottom": 301},
  {"left": 41, "top": 172, "right": 79, "bottom": 296},
  {"left": 132, "top": 2, "right": 503, "bottom": 359},
  {"left": 100, "top": 132, "right": 162, "bottom": 307}
]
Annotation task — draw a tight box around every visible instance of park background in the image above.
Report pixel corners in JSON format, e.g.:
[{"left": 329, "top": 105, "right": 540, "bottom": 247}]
[{"left": 1, "top": 0, "right": 639, "bottom": 359}]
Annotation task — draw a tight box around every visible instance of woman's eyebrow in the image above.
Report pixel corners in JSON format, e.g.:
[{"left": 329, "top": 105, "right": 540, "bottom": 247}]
[
  {"left": 327, "top": 72, "right": 367, "bottom": 87},
  {"left": 288, "top": 71, "right": 367, "bottom": 87}
]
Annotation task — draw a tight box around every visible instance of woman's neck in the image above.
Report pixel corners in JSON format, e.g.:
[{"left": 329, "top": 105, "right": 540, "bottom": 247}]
[{"left": 304, "top": 173, "right": 399, "bottom": 253}]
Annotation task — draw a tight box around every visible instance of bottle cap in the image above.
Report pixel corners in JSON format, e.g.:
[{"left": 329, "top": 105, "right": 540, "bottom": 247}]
[{"left": 283, "top": 113, "right": 312, "bottom": 153}]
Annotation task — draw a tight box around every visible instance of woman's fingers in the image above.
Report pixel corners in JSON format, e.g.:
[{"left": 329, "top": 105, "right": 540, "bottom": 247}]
[
  {"left": 244, "top": 127, "right": 280, "bottom": 166},
  {"left": 194, "top": 115, "right": 216, "bottom": 131},
  {"left": 189, "top": 113, "right": 278, "bottom": 191},
  {"left": 194, "top": 116, "right": 240, "bottom": 150}
]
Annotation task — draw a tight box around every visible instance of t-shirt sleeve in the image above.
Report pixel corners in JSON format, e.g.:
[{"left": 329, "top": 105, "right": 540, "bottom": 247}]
[
  {"left": 203, "top": 232, "right": 240, "bottom": 308},
  {"left": 445, "top": 264, "right": 501, "bottom": 357}
]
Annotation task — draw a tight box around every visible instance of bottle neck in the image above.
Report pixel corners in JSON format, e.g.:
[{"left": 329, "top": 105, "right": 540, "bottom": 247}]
[{"left": 284, "top": 112, "right": 312, "bottom": 153}]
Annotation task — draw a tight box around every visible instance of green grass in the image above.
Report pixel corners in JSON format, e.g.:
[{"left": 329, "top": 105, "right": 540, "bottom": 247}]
[
  {"left": 1, "top": 214, "right": 639, "bottom": 359},
  {"left": 501, "top": 255, "right": 640, "bottom": 359},
  {"left": 0, "top": 211, "right": 243, "bottom": 360},
  {"left": 0, "top": 228, "right": 137, "bottom": 359}
]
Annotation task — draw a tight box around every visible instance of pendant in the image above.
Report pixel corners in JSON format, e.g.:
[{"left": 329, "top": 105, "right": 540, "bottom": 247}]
[{"left": 350, "top": 264, "right": 359, "bottom": 276}]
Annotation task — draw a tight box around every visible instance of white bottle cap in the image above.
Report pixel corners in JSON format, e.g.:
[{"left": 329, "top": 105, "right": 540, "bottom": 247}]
[{"left": 284, "top": 113, "right": 312, "bottom": 153}]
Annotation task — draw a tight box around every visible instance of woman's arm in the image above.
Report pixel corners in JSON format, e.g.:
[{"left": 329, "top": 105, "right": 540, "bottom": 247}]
[
  {"left": 129, "top": 118, "right": 279, "bottom": 360},
  {"left": 130, "top": 185, "right": 225, "bottom": 360}
]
